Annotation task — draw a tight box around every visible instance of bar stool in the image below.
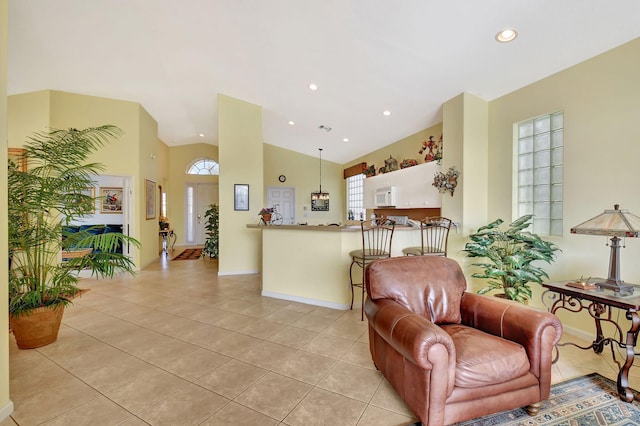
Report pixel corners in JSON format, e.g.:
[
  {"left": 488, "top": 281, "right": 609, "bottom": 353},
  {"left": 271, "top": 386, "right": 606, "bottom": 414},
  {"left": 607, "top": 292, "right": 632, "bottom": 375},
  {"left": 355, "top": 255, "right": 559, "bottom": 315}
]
[
  {"left": 402, "top": 216, "right": 452, "bottom": 257},
  {"left": 349, "top": 216, "right": 396, "bottom": 320}
]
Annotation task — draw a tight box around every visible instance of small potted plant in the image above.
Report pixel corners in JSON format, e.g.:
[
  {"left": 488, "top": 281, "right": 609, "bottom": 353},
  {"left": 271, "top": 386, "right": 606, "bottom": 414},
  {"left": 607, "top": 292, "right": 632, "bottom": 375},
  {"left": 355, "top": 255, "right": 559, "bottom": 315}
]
[
  {"left": 463, "top": 215, "right": 561, "bottom": 304},
  {"left": 158, "top": 216, "right": 170, "bottom": 230},
  {"left": 202, "top": 204, "right": 219, "bottom": 258},
  {"left": 259, "top": 207, "right": 274, "bottom": 222}
]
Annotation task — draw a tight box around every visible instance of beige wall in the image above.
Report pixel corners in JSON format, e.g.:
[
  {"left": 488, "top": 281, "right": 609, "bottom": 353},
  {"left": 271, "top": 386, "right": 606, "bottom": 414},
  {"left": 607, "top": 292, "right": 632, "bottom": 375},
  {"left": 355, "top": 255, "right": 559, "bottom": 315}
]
[
  {"left": 49, "top": 91, "right": 140, "bottom": 174},
  {"left": 0, "top": 0, "right": 12, "bottom": 421},
  {"left": 156, "top": 138, "right": 170, "bottom": 214},
  {"left": 167, "top": 143, "right": 218, "bottom": 245},
  {"left": 264, "top": 144, "right": 344, "bottom": 225},
  {"left": 442, "top": 93, "right": 490, "bottom": 275},
  {"left": 6, "top": 90, "right": 50, "bottom": 147},
  {"left": 485, "top": 37, "right": 640, "bottom": 333},
  {"left": 218, "top": 94, "right": 263, "bottom": 274},
  {"left": 136, "top": 105, "right": 160, "bottom": 268}
]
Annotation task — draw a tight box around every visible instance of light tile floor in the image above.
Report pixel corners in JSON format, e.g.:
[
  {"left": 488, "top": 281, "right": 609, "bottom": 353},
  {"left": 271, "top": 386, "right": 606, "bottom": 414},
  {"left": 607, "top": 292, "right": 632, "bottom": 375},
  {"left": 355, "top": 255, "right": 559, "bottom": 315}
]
[{"left": 2, "top": 251, "right": 639, "bottom": 425}]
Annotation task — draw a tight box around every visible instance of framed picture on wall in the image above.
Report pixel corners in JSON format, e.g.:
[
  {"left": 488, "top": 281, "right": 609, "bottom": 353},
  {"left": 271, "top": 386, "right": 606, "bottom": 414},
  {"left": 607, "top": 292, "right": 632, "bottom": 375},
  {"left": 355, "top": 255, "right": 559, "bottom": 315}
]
[
  {"left": 64, "top": 187, "right": 96, "bottom": 215},
  {"left": 8, "top": 148, "right": 26, "bottom": 172},
  {"left": 81, "top": 187, "right": 96, "bottom": 213},
  {"left": 100, "top": 187, "right": 123, "bottom": 213},
  {"left": 81, "top": 187, "right": 95, "bottom": 198},
  {"left": 145, "top": 179, "right": 156, "bottom": 220},
  {"left": 234, "top": 184, "right": 249, "bottom": 211}
]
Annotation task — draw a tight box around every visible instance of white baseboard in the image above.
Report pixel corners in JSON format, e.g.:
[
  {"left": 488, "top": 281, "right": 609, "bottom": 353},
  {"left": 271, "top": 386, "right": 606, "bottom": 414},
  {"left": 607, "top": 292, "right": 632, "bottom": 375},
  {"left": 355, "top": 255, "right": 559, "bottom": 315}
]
[
  {"left": 0, "top": 400, "right": 14, "bottom": 423},
  {"left": 261, "top": 291, "right": 350, "bottom": 310},
  {"left": 217, "top": 270, "right": 259, "bottom": 276},
  {"left": 561, "top": 323, "right": 596, "bottom": 342}
]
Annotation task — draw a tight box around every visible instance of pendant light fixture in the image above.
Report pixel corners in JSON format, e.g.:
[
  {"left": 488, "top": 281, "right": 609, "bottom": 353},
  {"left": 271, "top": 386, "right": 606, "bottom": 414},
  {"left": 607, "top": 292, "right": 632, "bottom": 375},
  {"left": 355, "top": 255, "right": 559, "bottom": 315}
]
[{"left": 311, "top": 148, "right": 329, "bottom": 211}]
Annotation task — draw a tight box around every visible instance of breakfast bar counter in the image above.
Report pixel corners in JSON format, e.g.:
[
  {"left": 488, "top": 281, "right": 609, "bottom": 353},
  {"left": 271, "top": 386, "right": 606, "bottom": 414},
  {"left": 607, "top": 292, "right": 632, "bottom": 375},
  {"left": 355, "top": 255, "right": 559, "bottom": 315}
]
[{"left": 247, "top": 224, "right": 420, "bottom": 309}]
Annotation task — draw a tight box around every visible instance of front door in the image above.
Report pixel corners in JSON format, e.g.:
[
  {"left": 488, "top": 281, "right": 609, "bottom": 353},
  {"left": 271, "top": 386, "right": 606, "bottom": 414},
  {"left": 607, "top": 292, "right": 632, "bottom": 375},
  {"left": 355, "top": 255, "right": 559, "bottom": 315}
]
[
  {"left": 267, "top": 186, "right": 295, "bottom": 225},
  {"left": 186, "top": 182, "right": 218, "bottom": 244}
]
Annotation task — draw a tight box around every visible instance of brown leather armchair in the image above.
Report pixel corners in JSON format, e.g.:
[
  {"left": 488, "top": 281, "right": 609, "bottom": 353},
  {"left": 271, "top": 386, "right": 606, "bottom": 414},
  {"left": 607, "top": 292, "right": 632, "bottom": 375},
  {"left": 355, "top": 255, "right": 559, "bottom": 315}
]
[{"left": 364, "top": 256, "right": 562, "bottom": 425}]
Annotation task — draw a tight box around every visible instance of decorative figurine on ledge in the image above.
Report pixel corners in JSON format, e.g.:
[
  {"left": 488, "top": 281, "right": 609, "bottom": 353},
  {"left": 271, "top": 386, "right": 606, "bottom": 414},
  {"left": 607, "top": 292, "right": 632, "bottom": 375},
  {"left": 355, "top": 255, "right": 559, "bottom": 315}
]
[
  {"left": 364, "top": 164, "right": 377, "bottom": 177},
  {"left": 419, "top": 134, "right": 443, "bottom": 164},
  {"left": 400, "top": 159, "right": 418, "bottom": 169},
  {"left": 384, "top": 155, "right": 399, "bottom": 172}
]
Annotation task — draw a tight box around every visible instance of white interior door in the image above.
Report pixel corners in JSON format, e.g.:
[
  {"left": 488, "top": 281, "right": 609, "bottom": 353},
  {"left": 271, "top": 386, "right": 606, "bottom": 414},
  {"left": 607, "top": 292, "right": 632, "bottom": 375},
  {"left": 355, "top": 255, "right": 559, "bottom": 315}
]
[
  {"left": 267, "top": 186, "right": 295, "bottom": 224},
  {"left": 186, "top": 183, "right": 218, "bottom": 244}
]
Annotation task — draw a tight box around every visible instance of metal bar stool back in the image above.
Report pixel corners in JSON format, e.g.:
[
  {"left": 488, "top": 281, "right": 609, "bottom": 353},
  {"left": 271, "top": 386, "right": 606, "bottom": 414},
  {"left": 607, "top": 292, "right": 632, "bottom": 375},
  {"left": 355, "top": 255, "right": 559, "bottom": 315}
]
[
  {"left": 402, "top": 216, "right": 452, "bottom": 257},
  {"left": 349, "top": 216, "right": 396, "bottom": 320}
]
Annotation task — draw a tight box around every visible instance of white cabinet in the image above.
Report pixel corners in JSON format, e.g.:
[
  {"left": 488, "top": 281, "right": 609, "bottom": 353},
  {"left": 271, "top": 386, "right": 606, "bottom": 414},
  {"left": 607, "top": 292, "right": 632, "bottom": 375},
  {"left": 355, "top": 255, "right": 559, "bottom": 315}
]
[{"left": 364, "top": 162, "right": 441, "bottom": 209}]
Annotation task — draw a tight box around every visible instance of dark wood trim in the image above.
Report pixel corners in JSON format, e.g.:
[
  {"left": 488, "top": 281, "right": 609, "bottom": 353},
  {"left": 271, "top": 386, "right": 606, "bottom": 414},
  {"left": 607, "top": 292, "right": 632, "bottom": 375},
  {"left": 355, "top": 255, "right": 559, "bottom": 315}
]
[{"left": 343, "top": 162, "right": 367, "bottom": 179}]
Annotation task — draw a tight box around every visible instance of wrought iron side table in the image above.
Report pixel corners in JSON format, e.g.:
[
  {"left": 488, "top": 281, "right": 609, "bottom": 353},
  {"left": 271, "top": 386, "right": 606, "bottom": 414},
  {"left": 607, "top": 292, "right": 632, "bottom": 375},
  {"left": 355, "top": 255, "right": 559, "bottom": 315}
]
[
  {"left": 542, "top": 280, "right": 640, "bottom": 402},
  {"left": 159, "top": 229, "right": 176, "bottom": 255}
]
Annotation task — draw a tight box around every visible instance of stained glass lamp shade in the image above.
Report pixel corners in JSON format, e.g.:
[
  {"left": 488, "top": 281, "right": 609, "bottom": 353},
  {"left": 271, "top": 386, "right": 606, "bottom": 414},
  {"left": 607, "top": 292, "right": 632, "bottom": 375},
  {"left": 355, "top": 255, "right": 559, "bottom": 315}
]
[{"left": 570, "top": 204, "right": 640, "bottom": 295}]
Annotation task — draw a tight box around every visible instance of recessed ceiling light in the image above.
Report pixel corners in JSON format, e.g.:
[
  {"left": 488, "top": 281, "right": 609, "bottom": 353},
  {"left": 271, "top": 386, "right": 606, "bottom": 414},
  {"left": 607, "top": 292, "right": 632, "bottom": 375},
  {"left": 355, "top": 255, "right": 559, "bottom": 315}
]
[
  {"left": 343, "top": 138, "right": 349, "bottom": 142},
  {"left": 309, "top": 83, "right": 318, "bottom": 91},
  {"left": 199, "top": 133, "right": 205, "bottom": 137},
  {"left": 383, "top": 110, "right": 391, "bottom": 116},
  {"left": 495, "top": 28, "right": 518, "bottom": 43},
  {"left": 288, "top": 121, "right": 295, "bottom": 126}
]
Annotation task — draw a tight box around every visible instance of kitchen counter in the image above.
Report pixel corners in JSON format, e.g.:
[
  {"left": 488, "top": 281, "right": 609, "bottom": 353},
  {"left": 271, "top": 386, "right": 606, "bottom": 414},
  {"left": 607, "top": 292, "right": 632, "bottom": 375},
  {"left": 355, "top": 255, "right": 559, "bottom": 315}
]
[
  {"left": 249, "top": 223, "right": 420, "bottom": 309},
  {"left": 246, "top": 223, "right": 417, "bottom": 232}
]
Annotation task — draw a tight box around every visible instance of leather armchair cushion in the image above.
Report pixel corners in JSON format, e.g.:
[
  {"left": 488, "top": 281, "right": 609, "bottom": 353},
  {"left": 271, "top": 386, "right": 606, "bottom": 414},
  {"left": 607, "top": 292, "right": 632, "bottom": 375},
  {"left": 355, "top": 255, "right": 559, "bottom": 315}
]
[
  {"left": 441, "top": 324, "right": 531, "bottom": 388},
  {"left": 366, "top": 256, "right": 466, "bottom": 324}
]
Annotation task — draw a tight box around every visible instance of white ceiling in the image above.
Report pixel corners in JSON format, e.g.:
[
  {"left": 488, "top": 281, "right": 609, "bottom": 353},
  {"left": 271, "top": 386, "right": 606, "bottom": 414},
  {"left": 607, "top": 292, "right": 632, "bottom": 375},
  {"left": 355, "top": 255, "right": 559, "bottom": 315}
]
[{"left": 7, "top": 1, "right": 640, "bottom": 164}]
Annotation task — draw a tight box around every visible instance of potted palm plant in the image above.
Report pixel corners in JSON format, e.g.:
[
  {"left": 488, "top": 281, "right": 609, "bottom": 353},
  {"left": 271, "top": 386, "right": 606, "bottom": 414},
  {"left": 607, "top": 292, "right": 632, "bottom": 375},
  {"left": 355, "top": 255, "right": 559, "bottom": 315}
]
[
  {"left": 463, "top": 215, "right": 560, "bottom": 303},
  {"left": 8, "top": 125, "right": 140, "bottom": 349}
]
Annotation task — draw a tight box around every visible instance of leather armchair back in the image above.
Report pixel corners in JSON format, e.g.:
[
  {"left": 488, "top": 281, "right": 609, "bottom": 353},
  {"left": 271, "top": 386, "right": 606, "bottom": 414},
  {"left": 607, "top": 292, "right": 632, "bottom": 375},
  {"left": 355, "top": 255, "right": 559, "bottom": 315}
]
[{"left": 366, "top": 256, "right": 467, "bottom": 324}]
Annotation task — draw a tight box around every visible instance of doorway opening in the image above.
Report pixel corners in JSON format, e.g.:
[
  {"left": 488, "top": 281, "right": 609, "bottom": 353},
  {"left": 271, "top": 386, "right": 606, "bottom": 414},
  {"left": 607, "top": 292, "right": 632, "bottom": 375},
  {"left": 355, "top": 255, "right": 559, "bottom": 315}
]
[{"left": 185, "top": 182, "right": 219, "bottom": 245}]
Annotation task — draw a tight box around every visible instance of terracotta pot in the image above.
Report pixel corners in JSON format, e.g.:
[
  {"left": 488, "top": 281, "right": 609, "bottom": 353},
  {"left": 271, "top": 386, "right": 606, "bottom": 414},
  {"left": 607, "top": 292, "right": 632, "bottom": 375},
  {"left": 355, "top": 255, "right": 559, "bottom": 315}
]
[
  {"left": 262, "top": 213, "right": 272, "bottom": 222},
  {"left": 10, "top": 304, "right": 65, "bottom": 349}
]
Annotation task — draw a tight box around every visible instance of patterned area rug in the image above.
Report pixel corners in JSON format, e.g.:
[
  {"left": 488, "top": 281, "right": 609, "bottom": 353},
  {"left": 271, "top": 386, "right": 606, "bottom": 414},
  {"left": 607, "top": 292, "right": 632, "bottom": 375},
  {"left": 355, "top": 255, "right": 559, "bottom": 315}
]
[
  {"left": 452, "top": 373, "right": 640, "bottom": 425},
  {"left": 172, "top": 248, "right": 203, "bottom": 260}
]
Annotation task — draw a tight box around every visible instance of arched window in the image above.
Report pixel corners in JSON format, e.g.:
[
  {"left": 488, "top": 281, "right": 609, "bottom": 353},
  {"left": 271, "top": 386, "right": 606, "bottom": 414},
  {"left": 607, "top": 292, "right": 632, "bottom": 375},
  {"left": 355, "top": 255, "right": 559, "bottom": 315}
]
[{"left": 187, "top": 158, "right": 219, "bottom": 175}]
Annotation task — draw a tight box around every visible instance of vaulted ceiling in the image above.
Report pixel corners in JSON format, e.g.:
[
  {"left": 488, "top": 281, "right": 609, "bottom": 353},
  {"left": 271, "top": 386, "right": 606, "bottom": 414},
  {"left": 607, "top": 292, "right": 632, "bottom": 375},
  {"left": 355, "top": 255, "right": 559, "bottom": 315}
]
[{"left": 8, "top": 1, "right": 640, "bottom": 163}]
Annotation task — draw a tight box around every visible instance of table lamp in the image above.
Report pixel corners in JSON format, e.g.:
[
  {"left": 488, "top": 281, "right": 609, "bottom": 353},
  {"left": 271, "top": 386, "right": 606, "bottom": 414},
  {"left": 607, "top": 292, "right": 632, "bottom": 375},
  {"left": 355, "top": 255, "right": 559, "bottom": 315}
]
[{"left": 570, "top": 204, "right": 640, "bottom": 295}]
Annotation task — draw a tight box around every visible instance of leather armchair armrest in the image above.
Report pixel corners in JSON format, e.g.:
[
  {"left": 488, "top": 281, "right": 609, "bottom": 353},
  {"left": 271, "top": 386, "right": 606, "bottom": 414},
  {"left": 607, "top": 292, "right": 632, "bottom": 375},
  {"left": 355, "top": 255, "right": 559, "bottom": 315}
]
[
  {"left": 460, "top": 292, "right": 562, "bottom": 384},
  {"left": 366, "top": 298, "right": 457, "bottom": 390}
]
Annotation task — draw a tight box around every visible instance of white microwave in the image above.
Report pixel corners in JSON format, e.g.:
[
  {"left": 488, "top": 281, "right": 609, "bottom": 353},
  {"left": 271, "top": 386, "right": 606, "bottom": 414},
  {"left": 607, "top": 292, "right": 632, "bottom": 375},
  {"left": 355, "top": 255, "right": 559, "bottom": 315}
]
[{"left": 375, "top": 186, "right": 397, "bottom": 207}]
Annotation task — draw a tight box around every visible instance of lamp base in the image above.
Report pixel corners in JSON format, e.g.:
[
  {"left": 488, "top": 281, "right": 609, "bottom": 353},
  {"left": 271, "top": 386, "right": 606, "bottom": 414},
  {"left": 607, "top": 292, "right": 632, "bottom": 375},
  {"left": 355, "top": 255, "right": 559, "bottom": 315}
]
[{"left": 596, "top": 279, "right": 635, "bottom": 296}]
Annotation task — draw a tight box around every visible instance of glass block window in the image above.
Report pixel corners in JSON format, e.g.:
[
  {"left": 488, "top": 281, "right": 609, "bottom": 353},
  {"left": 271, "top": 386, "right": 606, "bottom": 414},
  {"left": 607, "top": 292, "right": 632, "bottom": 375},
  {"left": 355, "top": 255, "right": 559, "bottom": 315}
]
[
  {"left": 516, "top": 111, "right": 563, "bottom": 236},
  {"left": 187, "top": 158, "right": 219, "bottom": 175},
  {"left": 346, "top": 174, "right": 365, "bottom": 221}
]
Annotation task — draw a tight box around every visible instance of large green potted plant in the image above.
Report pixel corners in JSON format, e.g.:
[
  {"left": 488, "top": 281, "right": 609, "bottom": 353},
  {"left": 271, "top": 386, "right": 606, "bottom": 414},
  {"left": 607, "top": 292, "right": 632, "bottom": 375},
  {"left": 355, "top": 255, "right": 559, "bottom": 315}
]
[
  {"left": 8, "top": 125, "right": 140, "bottom": 349},
  {"left": 463, "top": 215, "right": 560, "bottom": 303},
  {"left": 201, "top": 203, "right": 219, "bottom": 259}
]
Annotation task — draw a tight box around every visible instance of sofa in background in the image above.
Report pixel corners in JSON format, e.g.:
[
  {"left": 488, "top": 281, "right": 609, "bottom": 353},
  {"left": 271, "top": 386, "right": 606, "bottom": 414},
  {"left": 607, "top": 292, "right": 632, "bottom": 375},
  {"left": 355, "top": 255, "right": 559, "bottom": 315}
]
[{"left": 62, "top": 224, "right": 123, "bottom": 254}]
